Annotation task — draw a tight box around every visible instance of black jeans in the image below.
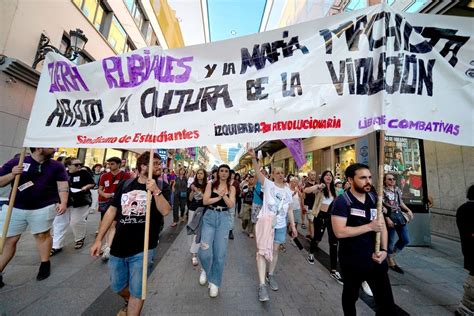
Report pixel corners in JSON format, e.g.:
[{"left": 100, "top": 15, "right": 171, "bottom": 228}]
[
  {"left": 235, "top": 196, "right": 242, "bottom": 215},
  {"left": 310, "top": 211, "right": 338, "bottom": 270},
  {"left": 173, "top": 195, "right": 187, "bottom": 222},
  {"left": 340, "top": 262, "right": 395, "bottom": 316}
]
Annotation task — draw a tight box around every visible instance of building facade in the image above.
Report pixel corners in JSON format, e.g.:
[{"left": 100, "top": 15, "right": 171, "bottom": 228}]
[{"left": 0, "top": 0, "right": 186, "bottom": 196}]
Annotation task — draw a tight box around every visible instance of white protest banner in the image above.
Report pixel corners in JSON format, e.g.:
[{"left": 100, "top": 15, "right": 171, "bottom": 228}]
[{"left": 24, "top": 4, "right": 474, "bottom": 148}]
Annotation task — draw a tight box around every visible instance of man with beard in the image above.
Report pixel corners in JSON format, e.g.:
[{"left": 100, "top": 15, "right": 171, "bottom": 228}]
[
  {"left": 90, "top": 152, "right": 171, "bottom": 315},
  {"left": 331, "top": 163, "right": 395, "bottom": 316},
  {"left": 0, "top": 148, "right": 68, "bottom": 287}
]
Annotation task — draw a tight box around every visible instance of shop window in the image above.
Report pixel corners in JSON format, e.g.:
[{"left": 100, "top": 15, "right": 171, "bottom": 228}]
[
  {"left": 54, "top": 148, "right": 79, "bottom": 161},
  {"left": 105, "top": 148, "right": 123, "bottom": 162},
  {"left": 125, "top": 0, "right": 156, "bottom": 44},
  {"left": 384, "top": 136, "right": 424, "bottom": 205},
  {"left": 299, "top": 153, "right": 313, "bottom": 176},
  {"left": 334, "top": 145, "right": 356, "bottom": 180},
  {"left": 84, "top": 148, "right": 106, "bottom": 167},
  {"left": 126, "top": 151, "right": 138, "bottom": 170}
]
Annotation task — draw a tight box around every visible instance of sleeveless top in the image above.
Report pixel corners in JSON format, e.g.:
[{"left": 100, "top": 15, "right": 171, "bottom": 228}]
[{"left": 210, "top": 191, "right": 228, "bottom": 208}]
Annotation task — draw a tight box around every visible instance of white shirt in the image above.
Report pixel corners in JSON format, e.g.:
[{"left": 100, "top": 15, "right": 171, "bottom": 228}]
[{"left": 261, "top": 178, "right": 293, "bottom": 229}]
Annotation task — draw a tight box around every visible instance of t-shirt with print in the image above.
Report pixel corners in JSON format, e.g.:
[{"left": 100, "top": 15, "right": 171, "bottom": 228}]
[
  {"left": 261, "top": 178, "right": 293, "bottom": 229},
  {"left": 0, "top": 156, "right": 68, "bottom": 210},
  {"left": 332, "top": 191, "right": 382, "bottom": 270},
  {"left": 382, "top": 186, "right": 403, "bottom": 217},
  {"left": 68, "top": 169, "right": 95, "bottom": 207},
  {"left": 110, "top": 178, "right": 171, "bottom": 258},
  {"left": 98, "top": 171, "right": 130, "bottom": 202}
]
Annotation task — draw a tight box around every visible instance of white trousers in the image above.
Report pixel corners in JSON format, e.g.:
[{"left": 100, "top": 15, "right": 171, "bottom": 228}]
[
  {"left": 52, "top": 205, "right": 89, "bottom": 248},
  {"left": 187, "top": 209, "right": 200, "bottom": 254},
  {"left": 90, "top": 189, "right": 99, "bottom": 211}
]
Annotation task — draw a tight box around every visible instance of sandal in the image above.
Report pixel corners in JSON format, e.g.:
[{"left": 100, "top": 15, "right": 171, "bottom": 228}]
[
  {"left": 74, "top": 238, "right": 85, "bottom": 249},
  {"left": 50, "top": 248, "right": 62, "bottom": 256},
  {"left": 191, "top": 256, "right": 198, "bottom": 266}
]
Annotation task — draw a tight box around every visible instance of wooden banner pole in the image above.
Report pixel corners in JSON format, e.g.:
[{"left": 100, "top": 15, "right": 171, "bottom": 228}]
[
  {"left": 141, "top": 149, "right": 154, "bottom": 300},
  {"left": 0, "top": 148, "right": 27, "bottom": 254},
  {"left": 375, "top": 130, "right": 385, "bottom": 253}
]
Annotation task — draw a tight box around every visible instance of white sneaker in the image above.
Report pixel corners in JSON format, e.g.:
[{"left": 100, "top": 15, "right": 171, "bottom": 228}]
[
  {"left": 209, "top": 282, "right": 218, "bottom": 298},
  {"left": 199, "top": 270, "right": 207, "bottom": 286},
  {"left": 361, "top": 281, "right": 373, "bottom": 297}
]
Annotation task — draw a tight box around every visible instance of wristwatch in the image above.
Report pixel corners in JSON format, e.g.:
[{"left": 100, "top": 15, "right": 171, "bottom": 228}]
[{"left": 154, "top": 191, "right": 162, "bottom": 197}]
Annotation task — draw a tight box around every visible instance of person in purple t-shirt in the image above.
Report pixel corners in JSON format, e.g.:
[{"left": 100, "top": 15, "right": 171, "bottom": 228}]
[{"left": 0, "top": 148, "right": 68, "bottom": 287}]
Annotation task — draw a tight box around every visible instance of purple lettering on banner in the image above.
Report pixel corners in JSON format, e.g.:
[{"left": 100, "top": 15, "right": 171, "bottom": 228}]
[
  {"left": 128, "top": 54, "right": 146, "bottom": 87},
  {"left": 103, "top": 53, "right": 193, "bottom": 88},
  {"left": 103, "top": 57, "right": 122, "bottom": 89},
  {"left": 69, "top": 64, "right": 89, "bottom": 92},
  {"left": 175, "top": 56, "right": 193, "bottom": 83},
  {"left": 48, "top": 61, "right": 89, "bottom": 93},
  {"left": 367, "top": 117, "right": 461, "bottom": 136},
  {"left": 48, "top": 63, "right": 59, "bottom": 92}
]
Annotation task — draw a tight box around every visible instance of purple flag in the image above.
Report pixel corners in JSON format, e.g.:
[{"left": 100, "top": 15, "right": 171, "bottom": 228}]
[{"left": 281, "top": 138, "right": 307, "bottom": 168}]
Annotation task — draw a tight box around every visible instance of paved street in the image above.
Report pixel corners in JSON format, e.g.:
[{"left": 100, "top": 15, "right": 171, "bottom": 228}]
[{"left": 0, "top": 211, "right": 467, "bottom": 315}]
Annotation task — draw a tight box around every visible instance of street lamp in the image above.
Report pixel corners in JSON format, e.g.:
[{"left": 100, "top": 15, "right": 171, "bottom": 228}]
[{"left": 32, "top": 29, "right": 88, "bottom": 69}]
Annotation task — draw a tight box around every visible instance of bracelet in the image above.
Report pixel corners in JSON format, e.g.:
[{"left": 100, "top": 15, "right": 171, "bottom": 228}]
[
  {"left": 154, "top": 191, "right": 162, "bottom": 197},
  {"left": 380, "top": 248, "right": 387, "bottom": 252}
]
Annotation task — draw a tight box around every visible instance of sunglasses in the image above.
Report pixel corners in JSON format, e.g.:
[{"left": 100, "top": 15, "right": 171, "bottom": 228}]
[
  {"left": 386, "top": 178, "right": 395, "bottom": 181},
  {"left": 72, "top": 163, "right": 82, "bottom": 167}
]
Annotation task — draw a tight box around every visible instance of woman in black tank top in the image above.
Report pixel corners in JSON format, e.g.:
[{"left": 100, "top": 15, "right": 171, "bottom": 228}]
[
  {"left": 187, "top": 169, "right": 207, "bottom": 266},
  {"left": 198, "top": 164, "right": 236, "bottom": 298}
]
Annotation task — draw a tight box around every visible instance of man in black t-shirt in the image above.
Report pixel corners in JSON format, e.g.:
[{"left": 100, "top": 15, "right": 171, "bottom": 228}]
[
  {"left": 51, "top": 158, "right": 95, "bottom": 254},
  {"left": 90, "top": 152, "right": 171, "bottom": 315},
  {"left": 332, "top": 163, "right": 395, "bottom": 316}
]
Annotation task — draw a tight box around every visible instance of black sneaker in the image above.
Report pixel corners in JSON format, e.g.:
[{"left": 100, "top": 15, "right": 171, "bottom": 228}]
[
  {"left": 36, "top": 261, "right": 51, "bottom": 281},
  {"left": 0, "top": 274, "right": 4, "bottom": 288},
  {"left": 330, "top": 271, "right": 344, "bottom": 285},
  {"left": 390, "top": 265, "right": 404, "bottom": 274},
  {"left": 50, "top": 248, "right": 62, "bottom": 256},
  {"left": 307, "top": 254, "right": 315, "bottom": 265},
  {"left": 229, "top": 230, "right": 234, "bottom": 240}
]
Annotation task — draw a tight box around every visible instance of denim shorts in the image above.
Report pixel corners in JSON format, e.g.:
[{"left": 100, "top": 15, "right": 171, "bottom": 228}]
[
  {"left": 0, "top": 204, "right": 56, "bottom": 237},
  {"left": 274, "top": 226, "right": 287, "bottom": 244},
  {"left": 108, "top": 249, "right": 155, "bottom": 299}
]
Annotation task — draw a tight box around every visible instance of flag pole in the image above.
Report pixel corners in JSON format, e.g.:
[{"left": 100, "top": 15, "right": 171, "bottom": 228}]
[
  {"left": 0, "top": 148, "right": 27, "bottom": 254},
  {"left": 141, "top": 149, "right": 154, "bottom": 300},
  {"left": 375, "top": 130, "right": 385, "bottom": 253}
]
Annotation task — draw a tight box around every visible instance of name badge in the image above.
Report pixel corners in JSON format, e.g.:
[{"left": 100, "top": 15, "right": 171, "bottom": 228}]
[
  {"left": 22, "top": 163, "right": 30, "bottom": 172},
  {"left": 73, "top": 176, "right": 80, "bottom": 182},
  {"left": 104, "top": 180, "right": 110, "bottom": 187},
  {"left": 370, "top": 208, "right": 377, "bottom": 220},
  {"left": 350, "top": 208, "right": 366, "bottom": 218},
  {"left": 18, "top": 181, "right": 34, "bottom": 192}
]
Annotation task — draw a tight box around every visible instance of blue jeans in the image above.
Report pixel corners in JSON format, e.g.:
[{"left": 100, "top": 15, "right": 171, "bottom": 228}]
[
  {"left": 388, "top": 225, "right": 410, "bottom": 255},
  {"left": 198, "top": 209, "right": 231, "bottom": 287},
  {"left": 108, "top": 249, "right": 155, "bottom": 299}
]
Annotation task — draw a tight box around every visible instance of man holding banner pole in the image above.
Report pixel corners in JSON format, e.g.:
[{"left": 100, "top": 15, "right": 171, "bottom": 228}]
[
  {"left": 90, "top": 151, "right": 171, "bottom": 315},
  {"left": 331, "top": 163, "right": 395, "bottom": 315},
  {"left": 0, "top": 147, "right": 68, "bottom": 287}
]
